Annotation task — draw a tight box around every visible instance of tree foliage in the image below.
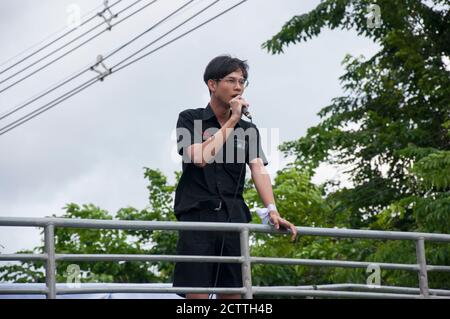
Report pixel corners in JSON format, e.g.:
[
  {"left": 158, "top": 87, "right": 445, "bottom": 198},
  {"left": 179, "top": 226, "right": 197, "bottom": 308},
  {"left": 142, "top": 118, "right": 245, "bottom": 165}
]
[
  {"left": 262, "top": 0, "right": 450, "bottom": 288},
  {"left": 1, "top": 0, "right": 449, "bottom": 293},
  {"left": 0, "top": 168, "right": 178, "bottom": 284}
]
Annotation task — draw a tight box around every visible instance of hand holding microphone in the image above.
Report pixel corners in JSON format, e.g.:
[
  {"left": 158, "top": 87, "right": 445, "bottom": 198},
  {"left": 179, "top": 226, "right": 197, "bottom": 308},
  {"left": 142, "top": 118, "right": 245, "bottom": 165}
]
[
  {"left": 242, "top": 105, "right": 252, "bottom": 119},
  {"left": 229, "top": 95, "right": 252, "bottom": 120}
]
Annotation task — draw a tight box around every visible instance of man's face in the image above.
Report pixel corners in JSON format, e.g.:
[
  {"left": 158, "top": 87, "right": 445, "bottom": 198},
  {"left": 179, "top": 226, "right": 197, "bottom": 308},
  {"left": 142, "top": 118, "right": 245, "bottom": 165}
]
[{"left": 209, "top": 69, "right": 246, "bottom": 105}]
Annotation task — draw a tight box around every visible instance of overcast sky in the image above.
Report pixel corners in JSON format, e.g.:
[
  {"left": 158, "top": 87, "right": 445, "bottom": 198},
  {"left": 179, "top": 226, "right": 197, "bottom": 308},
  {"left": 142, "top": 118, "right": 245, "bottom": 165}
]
[{"left": 0, "top": 0, "right": 379, "bottom": 254}]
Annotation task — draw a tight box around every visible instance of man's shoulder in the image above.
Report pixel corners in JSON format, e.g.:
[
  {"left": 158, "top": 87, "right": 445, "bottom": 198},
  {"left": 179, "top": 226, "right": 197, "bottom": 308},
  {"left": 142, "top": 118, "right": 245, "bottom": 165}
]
[
  {"left": 178, "top": 107, "right": 204, "bottom": 119},
  {"left": 238, "top": 118, "right": 257, "bottom": 130}
]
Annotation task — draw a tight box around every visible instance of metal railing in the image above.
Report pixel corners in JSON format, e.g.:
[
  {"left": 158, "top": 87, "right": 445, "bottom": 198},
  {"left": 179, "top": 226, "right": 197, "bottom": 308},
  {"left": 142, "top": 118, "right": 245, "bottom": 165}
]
[{"left": 0, "top": 217, "right": 450, "bottom": 299}]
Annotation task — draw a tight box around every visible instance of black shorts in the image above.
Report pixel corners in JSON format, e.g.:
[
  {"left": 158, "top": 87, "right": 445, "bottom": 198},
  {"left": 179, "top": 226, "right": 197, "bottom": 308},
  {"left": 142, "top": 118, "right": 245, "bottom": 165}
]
[{"left": 172, "top": 207, "right": 243, "bottom": 297}]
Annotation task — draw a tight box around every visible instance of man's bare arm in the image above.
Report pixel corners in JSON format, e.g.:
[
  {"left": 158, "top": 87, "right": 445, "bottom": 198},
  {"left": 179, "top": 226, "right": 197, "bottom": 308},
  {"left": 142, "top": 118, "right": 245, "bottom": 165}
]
[
  {"left": 187, "top": 116, "right": 239, "bottom": 167},
  {"left": 250, "top": 158, "right": 298, "bottom": 241},
  {"left": 186, "top": 96, "right": 248, "bottom": 167}
]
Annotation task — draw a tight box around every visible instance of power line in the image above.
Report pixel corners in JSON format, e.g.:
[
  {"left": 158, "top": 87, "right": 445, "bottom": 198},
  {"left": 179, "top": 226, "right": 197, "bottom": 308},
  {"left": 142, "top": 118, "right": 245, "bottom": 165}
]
[
  {"left": 0, "top": 0, "right": 207, "bottom": 122},
  {"left": 0, "top": 0, "right": 155, "bottom": 95},
  {"left": 111, "top": 0, "right": 220, "bottom": 69},
  {"left": 0, "top": 0, "right": 249, "bottom": 137},
  {"left": 0, "top": 76, "right": 99, "bottom": 135},
  {"left": 0, "top": 1, "right": 106, "bottom": 69},
  {"left": 0, "top": 0, "right": 147, "bottom": 89},
  {"left": 0, "top": 0, "right": 123, "bottom": 76},
  {"left": 0, "top": 0, "right": 244, "bottom": 135},
  {"left": 113, "top": 0, "right": 248, "bottom": 72},
  {"left": 0, "top": 0, "right": 197, "bottom": 121},
  {"left": 0, "top": 67, "right": 91, "bottom": 121},
  {"left": 103, "top": 0, "right": 196, "bottom": 63}
]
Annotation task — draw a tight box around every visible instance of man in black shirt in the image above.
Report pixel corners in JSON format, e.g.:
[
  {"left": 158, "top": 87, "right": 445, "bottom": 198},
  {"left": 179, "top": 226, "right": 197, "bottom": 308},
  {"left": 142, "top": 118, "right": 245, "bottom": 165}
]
[{"left": 173, "top": 55, "right": 297, "bottom": 299}]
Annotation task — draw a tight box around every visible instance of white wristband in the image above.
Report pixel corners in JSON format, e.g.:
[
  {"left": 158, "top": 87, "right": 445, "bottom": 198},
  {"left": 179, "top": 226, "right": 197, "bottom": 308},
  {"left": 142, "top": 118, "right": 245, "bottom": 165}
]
[
  {"left": 267, "top": 203, "right": 277, "bottom": 213},
  {"left": 255, "top": 207, "right": 274, "bottom": 225}
]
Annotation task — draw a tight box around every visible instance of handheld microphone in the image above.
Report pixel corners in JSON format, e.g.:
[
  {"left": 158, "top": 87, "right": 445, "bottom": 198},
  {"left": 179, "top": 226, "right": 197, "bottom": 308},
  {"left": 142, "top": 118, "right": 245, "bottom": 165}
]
[
  {"left": 230, "top": 96, "right": 252, "bottom": 120},
  {"left": 242, "top": 105, "right": 252, "bottom": 120}
]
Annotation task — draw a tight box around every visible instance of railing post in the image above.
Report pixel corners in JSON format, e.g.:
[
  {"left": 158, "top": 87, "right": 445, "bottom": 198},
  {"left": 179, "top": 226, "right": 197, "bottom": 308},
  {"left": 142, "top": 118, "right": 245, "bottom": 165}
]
[
  {"left": 44, "top": 224, "right": 56, "bottom": 299},
  {"left": 415, "top": 237, "right": 429, "bottom": 298},
  {"left": 240, "top": 228, "right": 253, "bottom": 299}
]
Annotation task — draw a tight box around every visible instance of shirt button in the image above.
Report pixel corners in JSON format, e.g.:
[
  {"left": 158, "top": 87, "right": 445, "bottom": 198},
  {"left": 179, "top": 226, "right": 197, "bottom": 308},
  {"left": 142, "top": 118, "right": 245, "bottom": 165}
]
[{"left": 217, "top": 182, "right": 222, "bottom": 187}]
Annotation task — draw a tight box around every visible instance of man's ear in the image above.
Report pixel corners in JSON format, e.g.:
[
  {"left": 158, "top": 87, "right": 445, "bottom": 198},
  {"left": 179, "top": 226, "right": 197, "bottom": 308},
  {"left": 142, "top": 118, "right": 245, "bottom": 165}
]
[{"left": 207, "top": 79, "right": 217, "bottom": 94}]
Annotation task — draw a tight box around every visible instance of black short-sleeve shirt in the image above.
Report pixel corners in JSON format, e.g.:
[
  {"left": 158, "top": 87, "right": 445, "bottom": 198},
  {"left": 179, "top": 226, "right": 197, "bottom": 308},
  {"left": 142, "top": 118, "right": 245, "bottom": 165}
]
[{"left": 174, "top": 103, "right": 268, "bottom": 222}]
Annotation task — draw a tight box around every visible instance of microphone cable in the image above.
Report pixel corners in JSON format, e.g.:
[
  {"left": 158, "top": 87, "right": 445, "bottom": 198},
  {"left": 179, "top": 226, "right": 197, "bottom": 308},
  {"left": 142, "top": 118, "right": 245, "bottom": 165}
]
[{"left": 209, "top": 114, "right": 252, "bottom": 299}]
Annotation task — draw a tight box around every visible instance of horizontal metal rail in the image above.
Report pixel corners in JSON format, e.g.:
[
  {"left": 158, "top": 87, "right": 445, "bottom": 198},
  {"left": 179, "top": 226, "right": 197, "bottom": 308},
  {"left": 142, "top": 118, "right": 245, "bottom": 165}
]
[
  {"left": 0, "top": 287, "right": 48, "bottom": 295},
  {"left": 266, "top": 284, "right": 450, "bottom": 296},
  {"left": 251, "top": 287, "right": 447, "bottom": 299},
  {"left": 1, "top": 217, "right": 450, "bottom": 242},
  {"left": 1, "top": 216, "right": 450, "bottom": 299},
  {"left": 2, "top": 254, "right": 449, "bottom": 273},
  {"left": 0, "top": 254, "right": 48, "bottom": 262},
  {"left": 250, "top": 257, "right": 450, "bottom": 272},
  {"left": 1, "top": 283, "right": 449, "bottom": 298}
]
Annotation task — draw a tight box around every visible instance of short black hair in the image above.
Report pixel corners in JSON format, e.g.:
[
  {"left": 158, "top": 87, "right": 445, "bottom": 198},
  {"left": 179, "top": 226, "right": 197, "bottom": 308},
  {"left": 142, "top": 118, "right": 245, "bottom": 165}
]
[{"left": 203, "top": 55, "right": 249, "bottom": 89}]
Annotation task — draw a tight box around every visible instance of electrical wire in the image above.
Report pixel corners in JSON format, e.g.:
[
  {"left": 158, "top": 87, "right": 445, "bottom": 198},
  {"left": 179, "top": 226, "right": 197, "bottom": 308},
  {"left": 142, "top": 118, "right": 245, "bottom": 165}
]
[
  {"left": 111, "top": 0, "right": 220, "bottom": 70},
  {"left": 0, "top": 0, "right": 249, "bottom": 136},
  {"left": 0, "top": 0, "right": 123, "bottom": 76},
  {"left": 113, "top": 0, "right": 248, "bottom": 73},
  {"left": 0, "top": 0, "right": 156, "bottom": 94},
  {"left": 0, "top": 0, "right": 199, "bottom": 121},
  {"left": 0, "top": 1, "right": 108, "bottom": 70}
]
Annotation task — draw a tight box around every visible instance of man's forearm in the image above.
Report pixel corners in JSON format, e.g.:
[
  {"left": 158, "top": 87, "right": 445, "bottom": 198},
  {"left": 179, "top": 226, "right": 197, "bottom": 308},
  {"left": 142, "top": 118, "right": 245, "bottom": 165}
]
[
  {"left": 251, "top": 161, "right": 297, "bottom": 240},
  {"left": 189, "top": 117, "right": 238, "bottom": 166},
  {"left": 251, "top": 164, "right": 277, "bottom": 211}
]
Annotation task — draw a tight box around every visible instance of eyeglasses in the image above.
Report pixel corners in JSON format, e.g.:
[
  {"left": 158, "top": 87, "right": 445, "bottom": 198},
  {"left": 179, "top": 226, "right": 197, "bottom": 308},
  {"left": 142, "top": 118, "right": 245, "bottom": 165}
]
[{"left": 215, "top": 77, "right": 249, "bottom": 88}]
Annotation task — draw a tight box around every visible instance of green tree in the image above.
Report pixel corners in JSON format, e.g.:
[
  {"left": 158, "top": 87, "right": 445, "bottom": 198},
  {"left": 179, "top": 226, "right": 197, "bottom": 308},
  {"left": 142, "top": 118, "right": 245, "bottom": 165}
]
[
  {"left": 0, "top": 168, "right": 178, "bottom": 284},
  {"left": 263, "top": 0, "right": 450, "bottom": 288},
  {"left": 2, "top": 1, "right": 449, "bottom": 291},
  {"left": 0, "top": 166, "right": 332, "bottom": 290},
  {"left": 245, "top": 165, "right": 339, "bottom": 287}
]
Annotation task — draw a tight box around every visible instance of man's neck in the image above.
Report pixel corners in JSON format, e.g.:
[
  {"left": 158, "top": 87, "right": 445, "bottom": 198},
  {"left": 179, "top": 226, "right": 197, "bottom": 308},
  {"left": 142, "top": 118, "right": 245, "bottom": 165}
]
[{"left": 209, "top": 97, "right": 232, "bottom": 124}]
